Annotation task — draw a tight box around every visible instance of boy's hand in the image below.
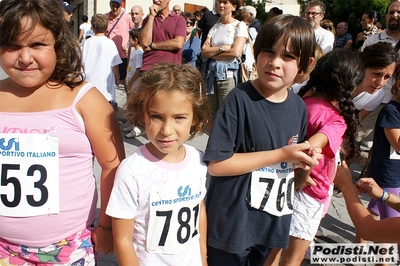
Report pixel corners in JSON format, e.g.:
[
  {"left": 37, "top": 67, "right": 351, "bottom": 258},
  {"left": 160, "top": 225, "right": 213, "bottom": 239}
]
[{"left": 288, "top": 142, "right": 322, "bottom": 170}]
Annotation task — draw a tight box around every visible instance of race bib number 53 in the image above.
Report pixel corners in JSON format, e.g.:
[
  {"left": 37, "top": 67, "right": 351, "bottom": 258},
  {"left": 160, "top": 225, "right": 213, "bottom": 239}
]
[
  {"left": 0, "top": 134, "right": 59, "bottom": 217},
  {"left": 249, "top": 162, "right": 294, "bottom": 216}
]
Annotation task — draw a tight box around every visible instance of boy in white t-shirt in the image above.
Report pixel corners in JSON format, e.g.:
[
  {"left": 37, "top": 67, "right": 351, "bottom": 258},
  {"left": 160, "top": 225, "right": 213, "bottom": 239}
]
[
  {"left": 82, "top": 13, "right": 122, "bottom": 109},
  {"left": 124, "top": 28, "right": 143, "bottom": 139}
]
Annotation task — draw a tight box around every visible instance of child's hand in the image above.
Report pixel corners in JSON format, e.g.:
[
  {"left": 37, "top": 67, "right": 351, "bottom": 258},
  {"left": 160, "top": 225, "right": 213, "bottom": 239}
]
[
  {"left": 356, "top": 178, "right": 384, "bottom": 200},
  {"left": 92, "top": 226, "right": 114, "bottom": 255},
  {"left": 334, "top": 161, "right": 353, "bottom": 189},
  {"left": 284, "top": 142, "right": 321, "bottom": 170},
  {"left": 295, "top": 174, "right": 317, "bottom": 191}
]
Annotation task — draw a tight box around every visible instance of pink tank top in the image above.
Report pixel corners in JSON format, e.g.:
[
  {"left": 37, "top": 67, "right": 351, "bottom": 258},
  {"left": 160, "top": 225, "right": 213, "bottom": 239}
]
[{"left": 0, "top": 83, "right": 97, "bottom": 247}]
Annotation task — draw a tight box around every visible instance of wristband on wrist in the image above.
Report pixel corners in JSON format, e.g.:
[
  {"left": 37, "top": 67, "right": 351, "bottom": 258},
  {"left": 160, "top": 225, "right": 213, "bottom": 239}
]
[
  {"left": 150, "top": 42, "right": 154, "bottom": 50},
  {"left": 378, "top": 190, "right": 388, "bottom": 203},
  {"left": 98, "top": 223, "right": 112, "bottom": 231},
  {"left": 383, "top": 191, "right": 391, "bottom": 204}
]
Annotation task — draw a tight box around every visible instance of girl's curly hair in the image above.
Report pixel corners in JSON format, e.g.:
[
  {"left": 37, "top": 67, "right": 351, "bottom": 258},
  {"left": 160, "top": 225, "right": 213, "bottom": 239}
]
[{"left": 298, "top": 49, "right": 366, "bottom": 163}]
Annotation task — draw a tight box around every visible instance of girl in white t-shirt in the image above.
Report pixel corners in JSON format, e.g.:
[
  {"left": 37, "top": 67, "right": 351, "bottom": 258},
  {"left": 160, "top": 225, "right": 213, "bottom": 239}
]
[{"left": 106, "top": 63, "right": 210, "bottom": 266}]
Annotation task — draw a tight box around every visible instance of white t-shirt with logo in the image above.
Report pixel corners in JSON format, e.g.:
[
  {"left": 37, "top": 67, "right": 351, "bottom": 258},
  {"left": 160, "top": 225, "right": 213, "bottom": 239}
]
[{"left": 106, "top": 144, "right": 207, "bottom": 265}]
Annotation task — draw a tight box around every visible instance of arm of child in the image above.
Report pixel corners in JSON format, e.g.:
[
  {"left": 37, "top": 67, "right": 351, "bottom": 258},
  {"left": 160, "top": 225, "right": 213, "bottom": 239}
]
[
  {"left": 112, "top": 65, "right": 120, "bottom": 86},
  {"left": 199, "top": 200, "right": 208, "bottom": 266},
  {"left": 384, "top": 127, "right": 400, "bottom": 151},
  {"left": 77, "top": 87, "right": 125, "bottom": 254},
  {"left": 113, "top": 218, "right": 140, "bottom": 266},
  {"left": 295, "top": 132, "right": 328, "bottom": 191},
  {"left": 357, "top": 177, "right": 400, "bottom": 212},
  {"left": 208, "top": 142, "right": 321, "bottom": 177},
  {"left": 127, "top": 68, "right": 140, "bottom": 90},
  {"left": 335, "top": 162, "right": 400, "bottom": 245}
]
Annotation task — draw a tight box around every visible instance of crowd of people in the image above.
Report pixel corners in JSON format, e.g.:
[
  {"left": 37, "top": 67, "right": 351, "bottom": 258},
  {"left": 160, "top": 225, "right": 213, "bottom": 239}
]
[{"left": 0, "top": 0, "right": 400, "bottom": 265}]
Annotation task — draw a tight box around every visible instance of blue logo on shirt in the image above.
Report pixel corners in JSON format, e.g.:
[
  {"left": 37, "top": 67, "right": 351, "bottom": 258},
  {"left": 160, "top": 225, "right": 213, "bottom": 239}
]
[{"left": 0, "top": 138, "right": 19, "bottom": 151}]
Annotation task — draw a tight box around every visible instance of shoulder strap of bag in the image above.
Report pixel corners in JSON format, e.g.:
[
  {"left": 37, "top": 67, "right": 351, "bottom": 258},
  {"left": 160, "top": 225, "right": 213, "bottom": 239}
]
[
  {"left": 395, "top": 39, "right": 400, "bottom": 52},
  {"left": 106, "top": 11, "right": 124, "bottom": 38}
]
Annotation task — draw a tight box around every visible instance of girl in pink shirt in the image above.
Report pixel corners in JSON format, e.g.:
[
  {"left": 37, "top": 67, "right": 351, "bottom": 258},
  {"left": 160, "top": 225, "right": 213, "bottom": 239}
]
[
  {"left": 279, "top": 49, "right": 365, "bottom": 265},
  {"left": 0, "top": 0, "right": 125, "bottom": 265}
]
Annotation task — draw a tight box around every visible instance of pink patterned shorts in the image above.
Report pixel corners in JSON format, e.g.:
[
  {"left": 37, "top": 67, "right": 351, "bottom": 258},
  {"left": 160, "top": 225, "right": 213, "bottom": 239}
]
[{"left": 0, "top": 228, "right": 96, "bottom": 266}]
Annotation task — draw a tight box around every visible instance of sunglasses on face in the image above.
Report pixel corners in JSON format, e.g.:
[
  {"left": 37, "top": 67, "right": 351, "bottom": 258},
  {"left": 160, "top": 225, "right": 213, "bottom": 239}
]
[{"left": 186, "top": 21, "right": 194, "bottom": 26}]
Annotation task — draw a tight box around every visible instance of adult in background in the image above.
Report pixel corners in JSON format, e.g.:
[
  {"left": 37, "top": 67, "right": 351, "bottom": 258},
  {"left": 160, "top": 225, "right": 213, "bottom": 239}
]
[
  {"left": 304, "top": 0, "right": 334, "bottom": 53},
  {"left": 355, "top": 10, "right": 382, "bottom": 51},
  {"left": 195, "top": 3, "right": 220, "bottom": 78},
  {"left": 130, "top": 5, "right": 144, "bottom": 29},
  {"left": 268, "top": 7, "right": 282, "bottom": 18},
  {"left": 172, "top": 4, "right": 182, "bottom": 15},
  {"left": 139, "top": 0, "right": 186, "bottom": 71},
  {"left": 358, "top": 1, "right": 400, "bottom": 176},
  {"left": 320, "top": 19, "right": 335, "bottom": 35},
  {"left": 335, "top": 22, "right": 353, "bottom": 49},
  {"left": 244, "top": 5, "right": 262, "bottom": 32},
  {"left": 201, "top": 0, "right": 247, "bottom": 119},
  {"left": 182, "top": 12, "right": 202, "bottom": 68},
  {"left": 58, "top": 0, "right": 76, "bottom": 22},
  {"left": 105, "top": 0, "right": 134, "bottom": 81}
]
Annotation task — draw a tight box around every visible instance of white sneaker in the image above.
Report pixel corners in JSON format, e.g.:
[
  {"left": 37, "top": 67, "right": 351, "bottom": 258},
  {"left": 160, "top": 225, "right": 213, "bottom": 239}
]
[{"left": 125, "top": 127, "right": 141, "bottom": 139}]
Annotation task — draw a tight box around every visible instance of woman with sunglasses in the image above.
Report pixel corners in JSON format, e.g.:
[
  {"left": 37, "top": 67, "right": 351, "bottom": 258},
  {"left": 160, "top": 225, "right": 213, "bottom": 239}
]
[{"left": 182, "top": 12, "right": 202, "bottom": 68}]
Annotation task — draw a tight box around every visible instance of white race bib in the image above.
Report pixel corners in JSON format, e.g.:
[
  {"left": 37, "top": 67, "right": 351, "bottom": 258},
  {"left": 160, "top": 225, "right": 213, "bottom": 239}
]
[
  {"left": 0, "top": 134, "right": 59, "bottom": 217},
  {"left": 389, "top": 146, "right": 400, "bottom": 160},
  {"left": 147, "top": 180, "right": 203, "bottom": 254},
  {"left": 249, "top": 162, "right": 294, "bottom": 216}
]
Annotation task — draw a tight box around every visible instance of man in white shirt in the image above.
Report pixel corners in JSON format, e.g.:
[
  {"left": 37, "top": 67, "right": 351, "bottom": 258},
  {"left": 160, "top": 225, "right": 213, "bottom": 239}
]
[{"left": 304, "top": 0, "right": 334, "bottom": 53}]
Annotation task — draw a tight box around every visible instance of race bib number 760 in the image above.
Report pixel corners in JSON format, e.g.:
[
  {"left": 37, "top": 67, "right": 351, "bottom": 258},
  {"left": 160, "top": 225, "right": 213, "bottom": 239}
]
[{"left": 249, "top": 162, "right": 294, "bottom": 217}]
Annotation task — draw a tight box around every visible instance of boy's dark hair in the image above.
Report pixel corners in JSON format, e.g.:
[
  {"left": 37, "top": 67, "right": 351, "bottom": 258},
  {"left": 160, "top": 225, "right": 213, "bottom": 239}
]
[
  {"left": 360, "top": 42, "right": 399, "bottom": 71},
  {"left": 125, "top": 63, "right": 210, "bottom": 140},
  {"left": 129, "top": 28, "right": 141, "bottom": 40},
  {"left": 82, "top": 14, "right": 88, "bottom": 22},
  {"left": 0, "top": 0, "right": 83, "bottom": 88},
  {"left": 91, "top": 13, "right": 108, "bottom": 34},
  {"left": 254, "top": 15, "right": 316, "bottom": 74},
  {"left": 200, "top": 7, "right": 209, "bottom": 14},
  {"left": 270, "top": 7, "right": 283, "bottom": 15},
  {"left": 299, "top": 49, "right": 366, "bottom": 163}
]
